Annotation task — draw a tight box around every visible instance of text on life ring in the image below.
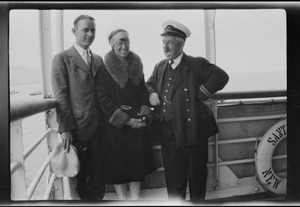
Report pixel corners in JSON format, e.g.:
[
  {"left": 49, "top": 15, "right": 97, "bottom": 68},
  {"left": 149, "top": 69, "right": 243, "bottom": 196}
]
[{"left": 256, "top": 118, "right": 287, "bottom": 195}]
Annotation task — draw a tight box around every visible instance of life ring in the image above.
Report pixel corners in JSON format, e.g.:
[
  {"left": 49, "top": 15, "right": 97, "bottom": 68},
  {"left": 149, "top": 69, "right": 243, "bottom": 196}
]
[{"left": 255, "top": 117, "right": 287, "bottom": 195}]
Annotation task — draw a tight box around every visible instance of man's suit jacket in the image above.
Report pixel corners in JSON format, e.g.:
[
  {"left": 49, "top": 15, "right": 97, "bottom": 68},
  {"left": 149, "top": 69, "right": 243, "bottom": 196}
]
[
  {"left": 146, "top": 53, "right": 229, "bottom": 146},
  {"left": 51, "top": 45, "right": 106, "bottom": 141}
]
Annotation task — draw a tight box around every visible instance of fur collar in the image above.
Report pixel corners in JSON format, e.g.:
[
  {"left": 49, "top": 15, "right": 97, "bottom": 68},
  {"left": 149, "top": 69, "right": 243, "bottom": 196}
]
[{"left": 104, "top": 50, "right": 144, "bottom": 88}]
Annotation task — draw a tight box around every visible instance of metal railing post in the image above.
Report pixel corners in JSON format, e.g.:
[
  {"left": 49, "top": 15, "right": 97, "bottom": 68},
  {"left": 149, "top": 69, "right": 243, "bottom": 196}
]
[
  {"left": 39, "top": 10, "right": 53, "bottom": 99},
  {"left": 10, "top": 120, "right": 28, "bottom": 200},
  {"left": 46, "top": 109, "right": 64, "bottom": 199},
  {"left": 204, "top": 10, "right": 219, "bottom": 189},
  {"left": 204, "top": 10, "right": 216, "bottom": 64},
  {"left": 212, "top": 100, "right": 219, "bottom": 189}
]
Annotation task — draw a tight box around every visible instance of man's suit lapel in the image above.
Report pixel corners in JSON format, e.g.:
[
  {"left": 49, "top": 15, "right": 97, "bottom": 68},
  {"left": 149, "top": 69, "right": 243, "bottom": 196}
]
[
  {"left": 157, "top": 61, "right": 168, "bottom": 95},
  {"left": 91, "top": 52, "right": 99, "bottom": 77},
  {"left": 68, "top": 46, "right": 91, "bottom": 75}
]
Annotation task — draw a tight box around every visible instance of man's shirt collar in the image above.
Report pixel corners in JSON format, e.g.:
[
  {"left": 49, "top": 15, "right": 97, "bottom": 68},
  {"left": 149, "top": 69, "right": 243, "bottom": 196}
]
[
  {"left": 74, "top": 43, "right": 92, "bottom": 56},
  {"left": 170, "top": 53, "right": 183, "bottom": 69}
]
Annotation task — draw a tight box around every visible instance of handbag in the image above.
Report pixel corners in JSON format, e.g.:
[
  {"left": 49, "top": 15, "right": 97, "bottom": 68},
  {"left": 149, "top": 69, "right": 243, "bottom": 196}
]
[{"left": 120, "top": 105, "right": 149, "bottom": 124}]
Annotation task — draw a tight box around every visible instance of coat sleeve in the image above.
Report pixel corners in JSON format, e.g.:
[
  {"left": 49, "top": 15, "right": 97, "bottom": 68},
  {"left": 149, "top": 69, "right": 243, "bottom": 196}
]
[
  {"left": 196, "top": 58, "right": 229, "bottom": 101},
  {"left": 145, "top": 64, "right": 159, "bottom": 96},
  {"left": 96, "top": 67, "right": 130, "bottom": 129},
  {"left": 138, "top": 77, "right": 153, "bottom": 124},
  {"left": 51, "top": 53, "right": 76, "bottom": 133}
]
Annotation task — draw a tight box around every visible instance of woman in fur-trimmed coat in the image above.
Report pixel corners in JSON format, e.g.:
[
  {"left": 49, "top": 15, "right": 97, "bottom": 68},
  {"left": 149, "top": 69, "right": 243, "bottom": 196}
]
[{"left": 97, "top": 29, "right": 155, "bottom": 200}]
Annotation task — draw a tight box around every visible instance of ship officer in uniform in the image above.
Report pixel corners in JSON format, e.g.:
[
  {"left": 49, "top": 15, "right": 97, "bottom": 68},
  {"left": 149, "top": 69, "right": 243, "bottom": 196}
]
[{"left": 146, "top": 20, "right": 229, "bottom": 202}]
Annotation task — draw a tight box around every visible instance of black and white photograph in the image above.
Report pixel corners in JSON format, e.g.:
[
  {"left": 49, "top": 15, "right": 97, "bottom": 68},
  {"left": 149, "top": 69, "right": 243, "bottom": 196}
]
[{"left": 1, "top": 1, "right": 300, "bottom": 206}]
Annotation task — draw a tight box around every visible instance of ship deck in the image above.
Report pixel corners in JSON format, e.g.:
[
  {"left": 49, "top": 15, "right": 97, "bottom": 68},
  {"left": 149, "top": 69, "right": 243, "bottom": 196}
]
[
  {"left": 103, "top": 186, "right": 287, "bottom": 203},
  {"left": 6, "top": 186, "right": 286, "bottom": 206}
]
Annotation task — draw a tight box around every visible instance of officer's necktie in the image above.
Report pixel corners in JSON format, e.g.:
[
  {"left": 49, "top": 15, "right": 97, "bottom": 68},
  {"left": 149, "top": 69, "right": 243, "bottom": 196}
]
[{"left": 168, "top": 59, "right": 174, "bottom": 70}]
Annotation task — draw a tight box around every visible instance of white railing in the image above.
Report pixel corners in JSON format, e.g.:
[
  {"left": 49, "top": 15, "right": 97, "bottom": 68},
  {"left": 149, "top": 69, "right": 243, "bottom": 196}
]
[{"left": 10, "top": 98, "right": 69, "bottom": 200}]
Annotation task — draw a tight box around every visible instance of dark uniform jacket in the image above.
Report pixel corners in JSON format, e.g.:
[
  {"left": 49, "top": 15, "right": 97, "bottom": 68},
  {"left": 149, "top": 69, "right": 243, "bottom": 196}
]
[
  {"left": 146, "top": 53, "right": 229, "bottom": 146},
  {"left": 51, "top": 45, "right": 105, "bottom": 141}
]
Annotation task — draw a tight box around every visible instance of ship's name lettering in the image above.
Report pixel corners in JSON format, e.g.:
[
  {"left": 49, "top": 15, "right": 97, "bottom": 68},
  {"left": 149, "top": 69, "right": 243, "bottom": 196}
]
[
  {"left": 267, "top": 124, "right": 287, "bottom": 146},
  {"left": 261, "top": 167, "right": 282, "bottom": 189}
]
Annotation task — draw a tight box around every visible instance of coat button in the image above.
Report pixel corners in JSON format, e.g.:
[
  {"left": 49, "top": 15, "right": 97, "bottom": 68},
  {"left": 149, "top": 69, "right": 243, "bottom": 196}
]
[
  {"left": 188, "top": 118, "right": 191, "bottom": 122},
  {"left": 184, "top": 88, "right": 188, "bottom": 91},
  {"left": 187, "top": 109, "right": 190, "bottom": 112},
  {"left": 186, "top": 99, "right": 189, "bottom": 102}
]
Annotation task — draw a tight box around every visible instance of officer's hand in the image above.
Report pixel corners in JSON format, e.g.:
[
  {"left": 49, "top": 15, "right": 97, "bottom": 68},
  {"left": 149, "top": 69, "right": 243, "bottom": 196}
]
[
  {"left": 149, "top": 92, "right": 160, "bottom": 106},
  {"left": 61, "top": 131, "right": 74, "bottom": 153}
]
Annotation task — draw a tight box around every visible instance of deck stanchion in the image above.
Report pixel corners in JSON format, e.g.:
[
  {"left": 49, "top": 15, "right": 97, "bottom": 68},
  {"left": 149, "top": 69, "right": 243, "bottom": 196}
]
[
  {"left": 10, "top": 120, "right": 28, "bottom": 200},
  {"left": 39, "top": 9, "right": 65, "bottom": 200},
  {"left": 46, "top": 109, "right": 64, "bottom": 200},
  {"left": 204, "top": 10, "right": 219, "bottom": 189}
]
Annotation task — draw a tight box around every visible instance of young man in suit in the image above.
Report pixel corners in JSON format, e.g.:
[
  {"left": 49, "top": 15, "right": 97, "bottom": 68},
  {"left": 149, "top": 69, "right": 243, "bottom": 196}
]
[
  {"left": 146, "top": 20, "right": 229, "bottom": 202},
  {"left": 51, "top": 14, "right": 106, "bottom": 200}
]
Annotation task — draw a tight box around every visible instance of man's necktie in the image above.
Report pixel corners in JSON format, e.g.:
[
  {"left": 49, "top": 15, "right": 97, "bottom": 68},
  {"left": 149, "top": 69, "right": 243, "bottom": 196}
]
[
  {"left": 168, "top": 60, "right": 174, "bottom": 70},
  {"left": 84, "top": 50, "right": 92, "bottom": 74}
]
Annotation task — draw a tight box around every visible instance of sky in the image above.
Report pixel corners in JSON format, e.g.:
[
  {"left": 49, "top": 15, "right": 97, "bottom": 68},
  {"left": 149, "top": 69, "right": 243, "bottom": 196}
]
[{"left": 9, "top": 8, "right": 286, "bottom": 92}]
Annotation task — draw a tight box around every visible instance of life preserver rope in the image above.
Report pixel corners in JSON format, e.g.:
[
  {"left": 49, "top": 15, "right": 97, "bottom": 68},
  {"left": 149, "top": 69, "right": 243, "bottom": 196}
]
[{"left": 255, "top": 117, "right": 287, "bottom": 195}]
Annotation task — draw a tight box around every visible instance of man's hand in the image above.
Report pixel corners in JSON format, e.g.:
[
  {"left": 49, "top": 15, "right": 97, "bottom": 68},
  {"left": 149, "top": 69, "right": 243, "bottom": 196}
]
[
  {"left": 149, "top": 92, "right": 161, "bottom": 106},
  {"left": 61, "top": 131, "right": 74, "bottom": 152}
]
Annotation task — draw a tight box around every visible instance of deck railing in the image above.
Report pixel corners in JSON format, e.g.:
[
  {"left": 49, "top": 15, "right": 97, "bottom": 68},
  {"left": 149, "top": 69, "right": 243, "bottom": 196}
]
[
  {"left": 10, "top": 98, "right": 70, "bottom": 200},
  {"left": 10, "top": 90, "right": 286, "bottom": 200}
]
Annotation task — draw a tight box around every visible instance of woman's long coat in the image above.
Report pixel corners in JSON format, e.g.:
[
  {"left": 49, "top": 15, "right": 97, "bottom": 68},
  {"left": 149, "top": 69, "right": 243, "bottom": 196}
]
[{"left": 97, "top": 50, "right": 155, "bottom": 184}]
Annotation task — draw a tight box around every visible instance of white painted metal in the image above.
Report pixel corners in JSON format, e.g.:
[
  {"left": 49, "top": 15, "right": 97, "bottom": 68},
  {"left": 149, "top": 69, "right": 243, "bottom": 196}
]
[
  {"left": 52, "top": 10, "right": 64, "bottom": 56},
  {"left": 206, "top": 176, "right": 266, "bottom": 200},
  {"left": 39, "top": 10, "right": 65, "bottom": 199},
  {"left": 10, "top": 120, "right": 28, "bottom": 200},
  {"left": 39, "top": 10, "right": 53, "bottom": 99},
  {"left": 203, "top": 8, "right": 219, "bottom": 183},
  {"left": 10, "top": 160, "right": 21, "bottom": 175},
  {"left": 204, "top": 10, "right": 216, "bottom": 64},
  {"left": 27, "top": 152, "right": 52, "bottom": 199},
  {"left": 46, "top": 109, "right": 64, "bottom": 199},
  {"left": 216, "top": 157, "right": 239, "bottom": 189},
  {"left": 44, "top": 173, "right": 56, "bottom": 200},
  {"left": 218, "top": 114, "right": 286, "bottom": 123},
  {"left": 23, "top": 128, "right": 53, "bottom": 160},
  {"left": 209, "top": 137, "right": 262, "bottom": 145}
]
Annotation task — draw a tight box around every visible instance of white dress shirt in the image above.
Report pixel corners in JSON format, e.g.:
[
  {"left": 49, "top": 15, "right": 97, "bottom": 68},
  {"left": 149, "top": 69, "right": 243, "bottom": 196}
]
[
  {"left": 74, "top": 43, "right": 92, "bottom": 67},
  {"left": 170, "top": 53, "right": 184, "bottom": 69}
]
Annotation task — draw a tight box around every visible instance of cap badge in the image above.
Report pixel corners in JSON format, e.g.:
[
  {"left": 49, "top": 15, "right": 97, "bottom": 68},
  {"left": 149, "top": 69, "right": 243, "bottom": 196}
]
[{"left": 166, "top": 25, "right": 174, "bottom": 31}]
